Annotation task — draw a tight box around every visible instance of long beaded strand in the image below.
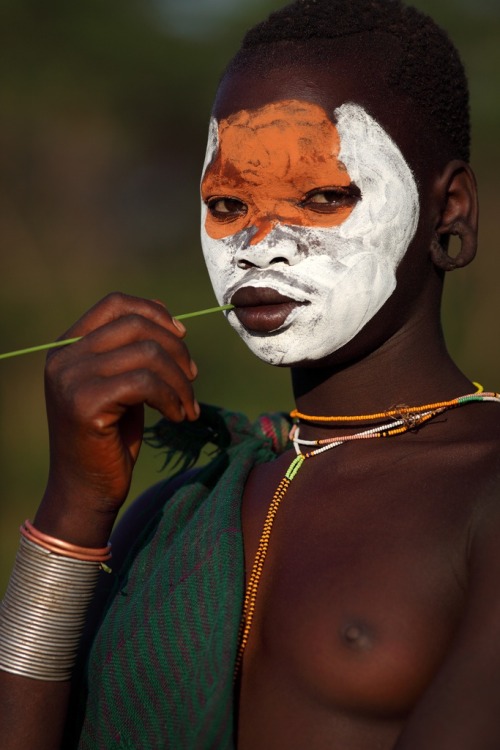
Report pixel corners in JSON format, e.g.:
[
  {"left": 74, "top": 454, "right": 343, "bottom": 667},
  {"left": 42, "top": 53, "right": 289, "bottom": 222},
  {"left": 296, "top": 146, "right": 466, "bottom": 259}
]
[{"left": 234, "top": 389, "right": 500, "bottom": 676}]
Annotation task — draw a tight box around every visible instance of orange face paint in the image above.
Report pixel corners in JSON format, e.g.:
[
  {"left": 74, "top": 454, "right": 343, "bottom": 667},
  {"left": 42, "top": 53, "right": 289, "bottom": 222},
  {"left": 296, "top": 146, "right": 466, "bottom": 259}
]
[{"left": 201, "top": 100, "right": 356, "bottom": 244}]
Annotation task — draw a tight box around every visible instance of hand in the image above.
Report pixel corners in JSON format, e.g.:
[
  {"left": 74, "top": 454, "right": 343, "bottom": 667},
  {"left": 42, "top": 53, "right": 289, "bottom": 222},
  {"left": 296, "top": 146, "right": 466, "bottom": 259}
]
[{"left": 36, "top": 292, "right": 198, "bottom": 544}]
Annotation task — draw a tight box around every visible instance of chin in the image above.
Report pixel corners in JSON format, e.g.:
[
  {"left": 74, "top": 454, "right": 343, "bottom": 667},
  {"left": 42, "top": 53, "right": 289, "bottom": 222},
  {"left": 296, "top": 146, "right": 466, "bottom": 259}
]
[{"left": 231, "top": 318, "right": 349, "bottom": 368}]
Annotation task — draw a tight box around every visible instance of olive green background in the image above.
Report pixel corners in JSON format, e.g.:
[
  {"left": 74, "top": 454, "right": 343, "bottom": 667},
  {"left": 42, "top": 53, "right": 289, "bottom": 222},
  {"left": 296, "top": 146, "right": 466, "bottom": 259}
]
[{"left": 1, "top": 0, "right": 499, "bottom": 591}]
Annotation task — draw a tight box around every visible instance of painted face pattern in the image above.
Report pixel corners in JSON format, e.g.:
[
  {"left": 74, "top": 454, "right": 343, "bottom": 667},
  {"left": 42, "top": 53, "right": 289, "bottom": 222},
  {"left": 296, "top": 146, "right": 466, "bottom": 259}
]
[
  {"left": 200, "top": 99, "right": 420, "bottom": 366},
  {"left": 202, "top": 101, "right": 357, "bottom": 244}
]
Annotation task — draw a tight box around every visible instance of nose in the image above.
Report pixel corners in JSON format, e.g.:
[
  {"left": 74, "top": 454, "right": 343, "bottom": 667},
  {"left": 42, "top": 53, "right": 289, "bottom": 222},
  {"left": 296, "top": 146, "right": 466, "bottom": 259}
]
[
  {"left": 235, "top": 224, "right": 305, "bottom": 270},
  {"left": 249, "top": 216, "right": 276, "bottom": 246}
]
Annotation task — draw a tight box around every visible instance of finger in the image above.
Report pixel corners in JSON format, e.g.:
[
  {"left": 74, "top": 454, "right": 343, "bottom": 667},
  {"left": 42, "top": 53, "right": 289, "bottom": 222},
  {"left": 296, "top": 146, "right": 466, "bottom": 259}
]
[
  {"left": 65, "top": 342, "right": 199, "bottom": 420},
  {"left": 56, "top": 292, "right": 186, "bottom": 342},
  {"left": 52, "top": 314, "right": 198, "bottom": 383},
  {"left": 74, "top": 369, "right": 197, "bottom": 428},
  {"left": 152, "top": 298, "right": 187, "bottom": 335}
]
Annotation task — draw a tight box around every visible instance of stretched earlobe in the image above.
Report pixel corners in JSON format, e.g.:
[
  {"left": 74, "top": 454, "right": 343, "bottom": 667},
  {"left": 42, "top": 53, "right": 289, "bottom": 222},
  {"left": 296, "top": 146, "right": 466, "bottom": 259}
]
[
  {"left": 431, "top": 161, "right": 478, "bottom": 272},
  {"left": 430, "top": 221, "right": 477, "bottom": 271}
]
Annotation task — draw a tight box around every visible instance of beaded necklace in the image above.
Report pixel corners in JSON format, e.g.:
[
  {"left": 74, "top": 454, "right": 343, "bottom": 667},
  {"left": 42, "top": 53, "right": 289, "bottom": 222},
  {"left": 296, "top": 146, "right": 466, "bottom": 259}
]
[{"left": 235, "top": 388, "right": 500, "bottom": 676}]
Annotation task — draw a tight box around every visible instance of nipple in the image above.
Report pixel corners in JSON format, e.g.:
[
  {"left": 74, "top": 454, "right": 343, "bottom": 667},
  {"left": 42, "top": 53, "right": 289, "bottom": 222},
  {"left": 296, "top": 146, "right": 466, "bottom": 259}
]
[{"left": 341, "top": 622, "right": 373, "bottom": 651}]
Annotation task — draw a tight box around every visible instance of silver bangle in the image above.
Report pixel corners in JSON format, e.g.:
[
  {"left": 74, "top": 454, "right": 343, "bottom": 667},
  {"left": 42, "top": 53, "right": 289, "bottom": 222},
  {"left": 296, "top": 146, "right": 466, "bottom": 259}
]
[{"left": 0, "top": 536, "right": 101, "bottom": 681}]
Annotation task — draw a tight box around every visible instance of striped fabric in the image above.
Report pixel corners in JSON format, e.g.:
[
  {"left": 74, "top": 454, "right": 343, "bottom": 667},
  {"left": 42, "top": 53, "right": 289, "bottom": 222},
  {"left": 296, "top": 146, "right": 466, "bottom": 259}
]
[{"left": 70, "top": 408, "right": 291, "bottom": 749}]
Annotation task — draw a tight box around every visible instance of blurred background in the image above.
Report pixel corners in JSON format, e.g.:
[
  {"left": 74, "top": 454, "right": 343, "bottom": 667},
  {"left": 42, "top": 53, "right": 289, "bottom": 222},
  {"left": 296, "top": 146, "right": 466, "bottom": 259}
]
[{"left": 1, "top": 0, "right": 499, "bottom": 591}]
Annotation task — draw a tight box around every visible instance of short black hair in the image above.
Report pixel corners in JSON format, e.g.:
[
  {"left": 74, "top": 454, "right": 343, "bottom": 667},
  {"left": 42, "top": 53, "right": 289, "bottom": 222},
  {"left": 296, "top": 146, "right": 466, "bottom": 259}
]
[{"left": 225, "top": 0, "right": 470, "bottom": 162}]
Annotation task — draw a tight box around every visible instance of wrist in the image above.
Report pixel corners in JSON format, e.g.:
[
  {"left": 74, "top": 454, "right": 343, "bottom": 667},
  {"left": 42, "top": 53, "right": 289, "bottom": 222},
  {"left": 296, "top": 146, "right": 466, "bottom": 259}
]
[{"left": 35, "top": 492, "right": 119, "bottom": 550}]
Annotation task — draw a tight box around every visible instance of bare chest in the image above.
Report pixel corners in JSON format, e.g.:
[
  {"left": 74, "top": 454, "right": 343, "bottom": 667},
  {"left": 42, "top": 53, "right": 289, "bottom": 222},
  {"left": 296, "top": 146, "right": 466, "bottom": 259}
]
[{"left": 237, "top": 438, "right": 494, "bottom": 744}]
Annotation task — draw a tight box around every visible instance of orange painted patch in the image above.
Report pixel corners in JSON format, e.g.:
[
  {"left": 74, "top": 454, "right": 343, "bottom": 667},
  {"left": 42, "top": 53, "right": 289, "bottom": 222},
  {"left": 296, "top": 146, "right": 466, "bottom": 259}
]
[{"left": 202, "top": 100, "right": 357, "bottom": 244}]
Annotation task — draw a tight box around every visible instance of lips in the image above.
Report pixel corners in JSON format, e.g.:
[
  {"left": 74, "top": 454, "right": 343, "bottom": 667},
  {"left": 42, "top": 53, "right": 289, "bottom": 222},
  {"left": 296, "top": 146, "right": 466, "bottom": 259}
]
[{"left": 230, "top": 286, "right": 307, "bottom": 332}]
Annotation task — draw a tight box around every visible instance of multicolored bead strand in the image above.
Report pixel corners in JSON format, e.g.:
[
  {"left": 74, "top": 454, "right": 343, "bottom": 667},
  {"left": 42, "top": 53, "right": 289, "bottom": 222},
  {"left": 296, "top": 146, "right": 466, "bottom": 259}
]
[{"left": 235, "top": 388, "right": 500, "bottom": 676}]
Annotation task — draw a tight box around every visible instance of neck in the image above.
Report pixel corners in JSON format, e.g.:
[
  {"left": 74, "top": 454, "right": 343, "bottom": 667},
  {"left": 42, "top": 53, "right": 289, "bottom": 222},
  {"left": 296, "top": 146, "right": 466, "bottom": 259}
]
[{"left": 291, "top": 314, "right": 472, "bottom": 419}]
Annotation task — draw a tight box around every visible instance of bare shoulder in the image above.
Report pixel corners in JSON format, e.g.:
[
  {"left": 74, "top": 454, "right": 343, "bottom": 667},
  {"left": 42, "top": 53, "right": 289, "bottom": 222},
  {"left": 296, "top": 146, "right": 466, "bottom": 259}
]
[
  {"left": 463, "top": 400, "right": 500, "bottom": 493},
  {"left": 459, "top": 399, "right": 500, "bottom": 570},
  {"left": 436, "top": 400, "right": 500, "bottom": 496}
]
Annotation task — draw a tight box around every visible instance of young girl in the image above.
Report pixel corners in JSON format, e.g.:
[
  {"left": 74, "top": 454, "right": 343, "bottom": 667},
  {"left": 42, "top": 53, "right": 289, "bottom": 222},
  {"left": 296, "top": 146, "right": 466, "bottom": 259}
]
[{"left": 2, "top": 1, "right": 500, "bottom": 748}]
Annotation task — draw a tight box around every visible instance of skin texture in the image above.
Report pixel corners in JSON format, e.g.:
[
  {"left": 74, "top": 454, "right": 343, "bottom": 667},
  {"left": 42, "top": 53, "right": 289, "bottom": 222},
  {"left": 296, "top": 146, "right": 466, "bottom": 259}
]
[{"left": 1, "top": 46, "right": 499, "bottom": 750}]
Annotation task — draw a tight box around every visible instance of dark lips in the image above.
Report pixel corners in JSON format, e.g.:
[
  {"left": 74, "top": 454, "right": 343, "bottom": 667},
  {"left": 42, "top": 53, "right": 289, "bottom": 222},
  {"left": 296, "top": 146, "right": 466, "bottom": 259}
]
[{"left": 230, "top": 286, "right": 307, "bottom": 333}]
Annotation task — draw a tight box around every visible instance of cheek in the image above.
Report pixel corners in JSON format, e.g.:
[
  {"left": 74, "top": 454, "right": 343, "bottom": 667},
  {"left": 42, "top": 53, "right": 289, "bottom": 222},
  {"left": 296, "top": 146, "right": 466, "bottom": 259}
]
[
  {"left": 201, "top": 234, "right": 228, "bottom": 276},
  {"left": 334, "top": 103, "right": 420, "bottom": 268},
  {"left": 286, "top": 224, "right": 345, "bottom": 265},
  {"left": 204, "top": 211, "right": 250, "bottom": 241},
  {"left": 200, "top": 227, "right": 240, "bottom": 299}
]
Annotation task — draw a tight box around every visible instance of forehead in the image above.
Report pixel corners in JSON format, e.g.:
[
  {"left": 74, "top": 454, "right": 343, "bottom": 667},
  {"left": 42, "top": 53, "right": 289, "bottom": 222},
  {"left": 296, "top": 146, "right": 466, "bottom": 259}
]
[
  {"left": 212, "top": 61, "right": 437, "bottom": 185},
  {"left": 202, "top": 99, "right": 348, "bottom": 188},
  {"left": 216, "top": 98, "right": 339, "bottom": 149},
  {"left": 214, "top": 52, "right": 386, "bottom": 120}
]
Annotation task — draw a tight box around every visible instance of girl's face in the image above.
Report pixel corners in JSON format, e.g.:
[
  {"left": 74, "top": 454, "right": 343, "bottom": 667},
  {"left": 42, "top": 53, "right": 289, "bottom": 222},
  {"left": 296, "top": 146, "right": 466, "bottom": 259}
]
[{"left": 200, "top": 98, "right": 420, "bottom": 366}]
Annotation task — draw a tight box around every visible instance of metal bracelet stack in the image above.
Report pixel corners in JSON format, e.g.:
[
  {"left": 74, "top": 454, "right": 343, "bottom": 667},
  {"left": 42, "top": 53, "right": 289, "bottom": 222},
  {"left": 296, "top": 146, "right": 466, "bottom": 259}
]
[{"left": 0, "top": 536, "right": 101, "bottom": 681}]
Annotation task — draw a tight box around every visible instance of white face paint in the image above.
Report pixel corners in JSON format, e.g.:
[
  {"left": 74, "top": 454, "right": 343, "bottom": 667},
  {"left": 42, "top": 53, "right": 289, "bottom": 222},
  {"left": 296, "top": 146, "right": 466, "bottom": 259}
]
[{"left": 200, "top": 100, "right": 420, "bottom": 366}]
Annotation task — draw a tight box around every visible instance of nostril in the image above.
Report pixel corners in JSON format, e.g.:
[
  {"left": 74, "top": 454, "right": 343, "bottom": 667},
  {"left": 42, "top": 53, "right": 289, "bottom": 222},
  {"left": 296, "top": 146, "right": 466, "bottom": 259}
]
[
  {"left": 270, "top": 257, "right": 289, "bottom": 265},
  {"left": 237, "top": 258, "right": 255, "bottom": 270}
]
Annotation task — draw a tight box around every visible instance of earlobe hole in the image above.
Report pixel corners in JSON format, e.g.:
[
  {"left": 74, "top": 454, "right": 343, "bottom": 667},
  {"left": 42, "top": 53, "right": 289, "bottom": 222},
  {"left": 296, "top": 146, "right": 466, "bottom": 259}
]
[{"left": 447, "top": 235, "right": 461, "bottom": 260}]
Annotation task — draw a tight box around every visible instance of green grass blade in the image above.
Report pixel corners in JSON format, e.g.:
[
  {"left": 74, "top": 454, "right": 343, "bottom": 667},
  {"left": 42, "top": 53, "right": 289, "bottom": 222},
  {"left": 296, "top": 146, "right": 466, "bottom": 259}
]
[{"left": 0, "top": 304, "right": 233, "bottom": 361}]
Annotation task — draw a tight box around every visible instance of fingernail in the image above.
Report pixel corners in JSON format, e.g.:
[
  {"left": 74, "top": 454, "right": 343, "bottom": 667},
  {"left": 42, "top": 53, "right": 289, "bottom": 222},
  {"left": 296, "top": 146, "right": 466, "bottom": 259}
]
[
  {"left": 190, "top": 359, "right": 198, "bottom": 378},
  {"left": 193, "top": 400, "right": 201, "bottom": 418},
  {"left": 179, "top": 405, "right": 186, "bottom": 420},
  {"left": 173, "top": 318, "right": 186, "bottom": 335}
]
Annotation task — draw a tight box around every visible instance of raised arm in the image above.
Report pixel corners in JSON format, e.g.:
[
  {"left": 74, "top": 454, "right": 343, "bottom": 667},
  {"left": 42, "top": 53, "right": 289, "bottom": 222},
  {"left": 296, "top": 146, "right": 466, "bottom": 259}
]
[{"left": 0, "top": 292, "right": 199, "bottom": 750}]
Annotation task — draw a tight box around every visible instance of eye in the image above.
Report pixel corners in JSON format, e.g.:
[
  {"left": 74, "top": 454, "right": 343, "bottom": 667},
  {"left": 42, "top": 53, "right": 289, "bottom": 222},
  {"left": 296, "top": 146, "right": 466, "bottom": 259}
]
[
  {"left": 206, "top": 197, "right": 248, "bottom": 221},
  {"left": 301, "top": 184, "right": 361, "bottom": 213}
]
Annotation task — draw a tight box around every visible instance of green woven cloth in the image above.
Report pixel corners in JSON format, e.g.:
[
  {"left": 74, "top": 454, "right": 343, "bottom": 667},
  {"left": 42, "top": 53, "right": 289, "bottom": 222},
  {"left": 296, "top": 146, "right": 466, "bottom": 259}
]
[{"left": 71, "top": 407, "right": 291, "bottom": 749}]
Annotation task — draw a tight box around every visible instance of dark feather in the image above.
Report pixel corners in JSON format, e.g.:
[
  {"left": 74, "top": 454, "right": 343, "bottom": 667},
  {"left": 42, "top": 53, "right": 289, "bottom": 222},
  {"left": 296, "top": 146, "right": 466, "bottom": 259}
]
[{"left": 143, "top": 403, "right": 231, "bottom": 475}]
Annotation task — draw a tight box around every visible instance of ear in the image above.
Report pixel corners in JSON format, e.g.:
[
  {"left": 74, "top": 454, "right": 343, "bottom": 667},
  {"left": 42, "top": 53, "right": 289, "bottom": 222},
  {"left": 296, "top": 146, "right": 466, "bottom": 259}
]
[{"left": 430, "top": 160, "right": 478, "bottom": 272}]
